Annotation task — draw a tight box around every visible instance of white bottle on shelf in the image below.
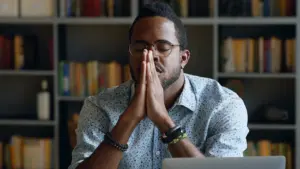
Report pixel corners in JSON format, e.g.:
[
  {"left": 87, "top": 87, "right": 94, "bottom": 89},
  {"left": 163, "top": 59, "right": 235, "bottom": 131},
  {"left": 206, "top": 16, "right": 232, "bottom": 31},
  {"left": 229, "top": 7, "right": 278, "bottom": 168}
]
[{"left": 37, "top": 79, "right": 50, "bottom": 120}]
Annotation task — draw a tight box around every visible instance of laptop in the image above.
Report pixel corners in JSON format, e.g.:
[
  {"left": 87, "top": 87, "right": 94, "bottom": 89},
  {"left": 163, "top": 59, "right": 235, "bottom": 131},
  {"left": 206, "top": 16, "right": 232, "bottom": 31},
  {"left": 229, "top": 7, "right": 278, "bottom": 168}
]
[{"left": 162, "top": 156, "right": 286, "bottom": 169}]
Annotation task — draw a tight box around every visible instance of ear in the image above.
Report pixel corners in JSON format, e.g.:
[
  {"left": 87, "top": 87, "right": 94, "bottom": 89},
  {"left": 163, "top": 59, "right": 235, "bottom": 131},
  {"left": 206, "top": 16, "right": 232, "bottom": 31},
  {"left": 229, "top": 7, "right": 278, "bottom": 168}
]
[{"left": 180, "top": 49, "right": 190, "bottom": 69}]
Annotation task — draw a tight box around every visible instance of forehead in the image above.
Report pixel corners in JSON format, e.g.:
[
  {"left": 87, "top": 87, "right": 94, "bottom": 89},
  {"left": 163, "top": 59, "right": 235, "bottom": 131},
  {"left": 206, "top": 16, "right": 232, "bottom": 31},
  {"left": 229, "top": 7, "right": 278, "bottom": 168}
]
[{"left": 131, "top": 16, "right": 178, "bottom": 43}]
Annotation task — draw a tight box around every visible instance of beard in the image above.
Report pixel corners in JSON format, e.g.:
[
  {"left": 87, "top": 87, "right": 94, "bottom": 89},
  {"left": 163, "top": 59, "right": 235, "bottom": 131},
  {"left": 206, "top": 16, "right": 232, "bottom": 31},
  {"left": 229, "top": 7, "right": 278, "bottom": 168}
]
[
  {"left": 130, "top": 64, "right": 181, "bottom": 90},
  {"left": 160, "top": 65, "right": 181, "bottom": 90}
]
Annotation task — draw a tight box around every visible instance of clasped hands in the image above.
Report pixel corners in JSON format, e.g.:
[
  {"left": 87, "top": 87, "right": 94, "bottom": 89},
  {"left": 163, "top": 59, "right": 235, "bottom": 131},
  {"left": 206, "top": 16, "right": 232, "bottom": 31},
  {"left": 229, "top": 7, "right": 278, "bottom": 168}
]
[{"left": 126, "top": 49, "right": 175, "bottom": 133}]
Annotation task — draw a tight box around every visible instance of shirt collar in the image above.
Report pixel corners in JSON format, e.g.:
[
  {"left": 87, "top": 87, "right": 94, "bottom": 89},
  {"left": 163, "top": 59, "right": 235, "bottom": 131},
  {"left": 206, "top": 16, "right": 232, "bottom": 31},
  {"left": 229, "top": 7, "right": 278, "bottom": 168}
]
[
  {"left": 175, "top": 75, "right": 197, "bottom": 112},
  {"left": 129, "top": 74, "right": 197, "bottom": 112}
]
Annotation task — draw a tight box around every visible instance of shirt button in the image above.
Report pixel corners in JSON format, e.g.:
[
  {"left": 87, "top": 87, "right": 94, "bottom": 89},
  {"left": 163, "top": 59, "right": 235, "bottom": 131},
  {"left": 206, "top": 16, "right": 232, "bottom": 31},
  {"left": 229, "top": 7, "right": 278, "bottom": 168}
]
[{"left": 156, "top": 151, "right": 160, "bottom": 156}]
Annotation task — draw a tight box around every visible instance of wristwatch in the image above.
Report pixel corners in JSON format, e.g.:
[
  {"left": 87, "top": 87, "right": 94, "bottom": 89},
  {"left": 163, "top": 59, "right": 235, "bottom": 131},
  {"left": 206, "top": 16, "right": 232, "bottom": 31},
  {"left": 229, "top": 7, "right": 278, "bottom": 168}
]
[{"left": 160, "top": 125, "right": 186, "bottom": 144}]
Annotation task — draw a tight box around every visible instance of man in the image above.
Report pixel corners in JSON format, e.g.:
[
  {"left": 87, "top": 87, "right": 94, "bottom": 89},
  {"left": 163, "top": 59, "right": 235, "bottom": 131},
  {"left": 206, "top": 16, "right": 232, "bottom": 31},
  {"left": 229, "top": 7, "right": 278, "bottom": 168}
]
[{"left": 68, "top": 2, "right": 249, "bottom": 169}]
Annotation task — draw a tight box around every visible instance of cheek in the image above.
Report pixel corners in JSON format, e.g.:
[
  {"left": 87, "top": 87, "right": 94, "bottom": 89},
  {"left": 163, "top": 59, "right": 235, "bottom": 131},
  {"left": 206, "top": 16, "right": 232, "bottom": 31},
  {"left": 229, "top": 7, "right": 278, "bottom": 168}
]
[
  {"left": 159, "top": 63, "right": 173, "bottom": 80},
  {"left": 129, "top": 59, "right": 139, "bottom": 78},
  {"left": 129, "top": 56, "right": 139, "bottom": 69},
  {"left": 161, "top": 57, "right": 179, "bottom": 73}
]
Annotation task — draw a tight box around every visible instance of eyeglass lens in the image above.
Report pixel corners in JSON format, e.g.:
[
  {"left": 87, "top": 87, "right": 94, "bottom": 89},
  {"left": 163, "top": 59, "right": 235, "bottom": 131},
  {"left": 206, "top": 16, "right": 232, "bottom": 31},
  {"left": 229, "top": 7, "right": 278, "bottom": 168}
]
[{"left": 130, "top": 41, "right": 173, "bottom": 57}]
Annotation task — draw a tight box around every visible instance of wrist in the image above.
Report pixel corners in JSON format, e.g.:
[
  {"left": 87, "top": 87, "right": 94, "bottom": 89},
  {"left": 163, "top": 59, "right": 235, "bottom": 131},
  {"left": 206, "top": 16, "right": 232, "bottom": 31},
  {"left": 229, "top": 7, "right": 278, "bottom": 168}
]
[
  {"left": 157, "top": 115, "right": 176, "bottom": 134},
  {"left": 111, "top": 113, "right": 139, "bottom": 144}
]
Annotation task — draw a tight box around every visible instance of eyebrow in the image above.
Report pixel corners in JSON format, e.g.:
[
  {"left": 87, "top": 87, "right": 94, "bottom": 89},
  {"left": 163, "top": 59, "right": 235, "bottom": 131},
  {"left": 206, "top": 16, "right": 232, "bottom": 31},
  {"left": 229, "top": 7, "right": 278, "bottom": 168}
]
[{"left": 133, "top": 39, "right": 172, "bottom": 44}]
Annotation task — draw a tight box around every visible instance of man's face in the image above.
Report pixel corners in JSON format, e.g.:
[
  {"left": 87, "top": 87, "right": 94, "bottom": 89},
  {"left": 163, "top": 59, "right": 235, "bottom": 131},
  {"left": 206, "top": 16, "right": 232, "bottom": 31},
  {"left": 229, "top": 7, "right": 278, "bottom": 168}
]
[{"left": 129, "top": 16, "right": 184, "bottom": 90}]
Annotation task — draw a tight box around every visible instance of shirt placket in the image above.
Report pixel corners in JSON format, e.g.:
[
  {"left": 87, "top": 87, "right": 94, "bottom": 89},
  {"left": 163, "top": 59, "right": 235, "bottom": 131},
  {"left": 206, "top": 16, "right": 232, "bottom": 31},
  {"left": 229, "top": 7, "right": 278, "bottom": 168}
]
[{"left": 152, "top": 126, "right": 162, "bottom": 169}]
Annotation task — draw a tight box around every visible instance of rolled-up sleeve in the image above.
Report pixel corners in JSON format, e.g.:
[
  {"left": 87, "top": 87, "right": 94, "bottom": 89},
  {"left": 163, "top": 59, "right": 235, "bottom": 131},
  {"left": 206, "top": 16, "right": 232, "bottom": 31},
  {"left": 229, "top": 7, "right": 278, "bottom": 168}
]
[
  {"left": 68, "top": 96, "right": 109, "bottom": 169},
  {"left": 204, "top": 96, "right": 249, "bottom": 157}
]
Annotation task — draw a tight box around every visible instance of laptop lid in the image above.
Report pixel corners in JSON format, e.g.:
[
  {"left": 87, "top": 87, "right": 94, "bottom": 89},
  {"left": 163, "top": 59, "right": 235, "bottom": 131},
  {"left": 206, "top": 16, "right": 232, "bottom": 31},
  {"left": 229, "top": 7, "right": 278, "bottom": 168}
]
[{"left": 162, "top": 156, "right": 286, "bottom": 169}]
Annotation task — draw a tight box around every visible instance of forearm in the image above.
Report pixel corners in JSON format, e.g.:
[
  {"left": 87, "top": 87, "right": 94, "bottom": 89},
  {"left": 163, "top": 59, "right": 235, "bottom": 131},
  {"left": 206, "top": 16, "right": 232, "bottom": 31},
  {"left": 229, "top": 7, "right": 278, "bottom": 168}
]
[
  {"left": 76, "top": 113, "right": 139, "bottom": 169},
  {"left": 168, "top": 139, "right": 205, "bottom": 158},
  {"left": 76, "top": 141, "right": 123, "bottom": 169},
  {"left": 157, "top": 116, "right": 205, "bottom": 158}
]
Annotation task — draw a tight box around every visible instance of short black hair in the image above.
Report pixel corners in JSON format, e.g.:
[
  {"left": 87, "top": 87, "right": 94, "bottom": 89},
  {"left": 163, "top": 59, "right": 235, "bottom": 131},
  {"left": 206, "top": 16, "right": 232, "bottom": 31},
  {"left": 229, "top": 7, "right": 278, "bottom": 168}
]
[{"left": 128, "top": 1, "right": 187, "bottom": 50}]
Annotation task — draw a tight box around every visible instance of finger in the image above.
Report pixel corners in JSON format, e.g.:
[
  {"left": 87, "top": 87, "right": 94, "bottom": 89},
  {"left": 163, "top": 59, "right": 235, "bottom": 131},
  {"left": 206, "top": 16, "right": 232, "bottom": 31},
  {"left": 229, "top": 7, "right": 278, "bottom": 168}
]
[
  {"left": 137, "top": 50, "right": 147, "bottom": 87},
  {"left": 139, "top": 49, "right": 148, "bottom": 84},
  {"left": 148, "top": 50, "right": 157, "bottom": 77},
  {"left": 143, "top": 49, "right": 147, "bottom": 62},
  {"left": 136, "top": 60, "right": 147, "bottom": 95},
  {"left": 146, "top": 62, "right": 152, "bottom": 84},
  {"left": 145, "top": 49, "right": 150, "bottom": 63},
  {"left": 145, "top": 50, "right": 152, "bottom": 79},
  {"left": 140, "top": 61, "right": 147, "bottom": 85}
]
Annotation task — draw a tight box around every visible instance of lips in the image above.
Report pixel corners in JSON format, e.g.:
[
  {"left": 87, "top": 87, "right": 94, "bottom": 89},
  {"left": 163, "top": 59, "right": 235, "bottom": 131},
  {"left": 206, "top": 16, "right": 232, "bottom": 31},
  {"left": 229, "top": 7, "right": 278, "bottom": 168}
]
[
  {"left": 155, "top": 66, "right": 162, "bottom": 73},
  {"left": 137, "top": 64, "right": 164, "bottom": 73},
  {"left": 155, "top": 64, "right": 164, "bottom": 73}
]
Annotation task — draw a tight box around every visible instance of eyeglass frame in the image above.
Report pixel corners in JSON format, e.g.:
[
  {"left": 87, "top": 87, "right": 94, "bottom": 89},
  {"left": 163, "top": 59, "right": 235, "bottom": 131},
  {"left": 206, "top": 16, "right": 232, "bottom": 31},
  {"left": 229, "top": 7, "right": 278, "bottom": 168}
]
[{"left": 128, "top": 40, "right": 181, "bottom": 57}]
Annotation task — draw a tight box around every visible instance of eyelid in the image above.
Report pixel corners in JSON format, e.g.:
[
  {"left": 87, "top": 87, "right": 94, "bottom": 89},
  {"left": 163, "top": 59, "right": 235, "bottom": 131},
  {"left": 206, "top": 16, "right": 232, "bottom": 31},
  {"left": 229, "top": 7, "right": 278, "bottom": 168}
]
[{"left": 156, "top": 40, "right": 172, "bottom": 44}]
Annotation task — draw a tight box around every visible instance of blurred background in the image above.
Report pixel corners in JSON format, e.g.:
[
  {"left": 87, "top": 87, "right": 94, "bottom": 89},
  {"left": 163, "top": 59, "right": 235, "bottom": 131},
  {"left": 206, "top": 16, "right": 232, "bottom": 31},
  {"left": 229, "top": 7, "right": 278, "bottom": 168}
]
[{"left": 0, "top": 0, "right": 298, "bottom": 168}]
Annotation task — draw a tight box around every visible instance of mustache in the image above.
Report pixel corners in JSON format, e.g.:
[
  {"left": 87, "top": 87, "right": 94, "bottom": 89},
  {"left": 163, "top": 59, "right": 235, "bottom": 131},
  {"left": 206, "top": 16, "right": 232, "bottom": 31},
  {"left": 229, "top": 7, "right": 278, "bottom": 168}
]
[{"left": 133, "top": 62, "right": 165, "bottom": 75}]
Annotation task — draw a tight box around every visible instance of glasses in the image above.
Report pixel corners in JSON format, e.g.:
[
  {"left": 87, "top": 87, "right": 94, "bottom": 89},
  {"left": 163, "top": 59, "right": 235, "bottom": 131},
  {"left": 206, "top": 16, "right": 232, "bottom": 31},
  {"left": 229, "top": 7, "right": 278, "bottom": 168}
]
[{"left": 129, "top": 40, "right": 180, "bottom": 58}]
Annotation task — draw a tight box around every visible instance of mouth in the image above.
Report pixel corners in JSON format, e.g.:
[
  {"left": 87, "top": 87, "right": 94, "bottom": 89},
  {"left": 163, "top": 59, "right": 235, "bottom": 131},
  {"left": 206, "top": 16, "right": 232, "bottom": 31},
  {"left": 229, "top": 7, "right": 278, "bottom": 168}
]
[
  {"left": 137, "top": 64, "right": 164, "bottom": 74},
  {"left": 155, "top": 64, "right": 164, "bottom": 73},
  {"left": 155, "top": 66, "right": 162, "bottom": 73}
]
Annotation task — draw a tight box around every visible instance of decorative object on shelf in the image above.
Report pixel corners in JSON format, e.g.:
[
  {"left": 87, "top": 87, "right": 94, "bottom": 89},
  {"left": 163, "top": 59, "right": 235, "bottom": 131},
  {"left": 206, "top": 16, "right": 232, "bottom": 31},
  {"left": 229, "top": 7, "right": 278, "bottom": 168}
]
[
  {"left": 250, "top": 104, "right": 289, "bottom": 123},
  {"left": 264, "top": 106, "right": 289, "bottom": 121},
  {"left": 36, "top": 79, "right": 50, "bottom": 120}
]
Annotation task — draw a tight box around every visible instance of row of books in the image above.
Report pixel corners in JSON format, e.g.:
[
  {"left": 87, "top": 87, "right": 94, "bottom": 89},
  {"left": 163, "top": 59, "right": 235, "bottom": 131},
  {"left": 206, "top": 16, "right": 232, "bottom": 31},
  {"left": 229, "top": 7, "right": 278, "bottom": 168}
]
[
  {"left": 219, "top": 0, "right": 295, "bottom": 17},
  {"left": 244, "top": 140, "right": 292, "bottom": 169},
  {"left": 139, "top": 0, "right": 214, "bottom": 17},
  {"left": 1, "top": 0, "right": 295, "bottom": 18},
  {"left": 59, "top": 60, "right": 131, "bottom": 97},
  {"left": 0, "top": 0, "right": 53, "bottom": 17},
  {"left": 0, "top": 34, "right": 53, "bottom": 70},
  {"left": 63, "top": 0, "right": 130, "bottom": 17},
  {"left": 0, "top": 135, "right": 53, "bottom": 169},
  {"left": 220, "top": 37, "right": 295, "bottom": 73},
  {"left": 64, "top": 0, "right": 215, "bottom": 17}
]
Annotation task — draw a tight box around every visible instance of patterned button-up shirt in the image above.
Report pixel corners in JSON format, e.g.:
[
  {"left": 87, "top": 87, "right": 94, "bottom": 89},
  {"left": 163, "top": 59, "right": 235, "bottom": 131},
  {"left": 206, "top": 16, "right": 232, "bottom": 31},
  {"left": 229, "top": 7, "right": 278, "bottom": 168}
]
[{"left": 68, "top": 73, "right": 249, "bottom": 169}]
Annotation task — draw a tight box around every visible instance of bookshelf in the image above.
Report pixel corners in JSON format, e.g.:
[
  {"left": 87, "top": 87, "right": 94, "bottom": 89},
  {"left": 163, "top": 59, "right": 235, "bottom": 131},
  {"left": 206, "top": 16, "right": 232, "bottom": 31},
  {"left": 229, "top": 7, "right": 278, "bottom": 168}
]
[{"left": 0, "top": 0, "right": 298, "bottom": 169}]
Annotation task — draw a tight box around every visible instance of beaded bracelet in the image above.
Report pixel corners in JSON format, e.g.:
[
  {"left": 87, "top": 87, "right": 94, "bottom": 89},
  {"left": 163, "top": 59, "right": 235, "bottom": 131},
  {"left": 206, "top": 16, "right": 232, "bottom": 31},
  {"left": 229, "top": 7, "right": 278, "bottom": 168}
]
[
  {"left": 169, "top": 132, "right": 188, "bottom": 144},
  {"left": 104, "top": 132, "right": 128, "bottom": 152}
]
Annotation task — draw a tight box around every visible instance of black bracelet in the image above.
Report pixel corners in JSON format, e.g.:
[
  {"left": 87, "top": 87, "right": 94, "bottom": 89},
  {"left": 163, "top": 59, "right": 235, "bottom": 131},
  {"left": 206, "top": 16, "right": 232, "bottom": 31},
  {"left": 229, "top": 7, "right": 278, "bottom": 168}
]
[
  {"left": 103, "top": 132, "right": 128, "bottom": 152},
  {"left": 165, "top": 125, "right": 181, "bottom": 136},
  {"left": 161, "top": 126, "right": 186, "bottom": 144}
]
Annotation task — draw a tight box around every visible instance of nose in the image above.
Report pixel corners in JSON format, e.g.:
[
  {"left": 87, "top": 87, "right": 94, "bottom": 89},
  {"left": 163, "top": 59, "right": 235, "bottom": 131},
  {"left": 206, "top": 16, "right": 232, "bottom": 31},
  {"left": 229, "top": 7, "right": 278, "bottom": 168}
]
[
  {"left": 146, "top": 45, "right": 159, "bottom": 61},
  {"left": 147, "top": 44, "right": 155, "bottom": 51},
  {"left": 144, "top": 45, "right": 159, "bottom": 62}
]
